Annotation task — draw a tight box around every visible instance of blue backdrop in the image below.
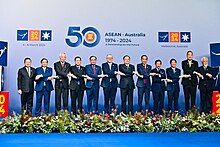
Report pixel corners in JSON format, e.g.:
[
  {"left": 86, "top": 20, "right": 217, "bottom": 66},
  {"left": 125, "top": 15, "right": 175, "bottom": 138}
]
[{"left": 0, "top": 0, "right": 220, "bottom": 113}]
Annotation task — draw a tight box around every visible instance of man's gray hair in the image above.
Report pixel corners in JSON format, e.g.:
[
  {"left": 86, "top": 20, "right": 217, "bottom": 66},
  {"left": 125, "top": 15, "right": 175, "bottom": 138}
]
[
  {"left": 201, "top": 57, "right": 208, "bottom": 62},
  {"left": 59, "top": 52, "right": 66, "bottom": 57}
]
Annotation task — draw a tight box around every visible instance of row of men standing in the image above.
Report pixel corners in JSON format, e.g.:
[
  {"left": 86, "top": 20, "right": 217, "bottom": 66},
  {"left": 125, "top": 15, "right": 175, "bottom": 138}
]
[{"left": 17, "top": 51, "right": 215, "bottom": 116}]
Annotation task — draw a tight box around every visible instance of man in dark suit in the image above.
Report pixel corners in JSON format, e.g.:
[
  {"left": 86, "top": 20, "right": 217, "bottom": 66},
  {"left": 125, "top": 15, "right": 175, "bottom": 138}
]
[
  {"left": 136, "top": 55, "right": 152, "bottom": 112},
  {"left": 35, "top": 58, "right": 54, "bottom": 116},
  {"left": 166, "top": 59, "right": 181, "bottom": 112},
  {"left": 101, "top": 54, "right": 118, "bottom": 114},
  {"left": 17, "top": 57, "right": 36, "bottom": 116},
  {"left": 119, "top": 55, "right": 135, "bottom": 114},
  {"left": 54, "top": 53, "right": 71, "bottom": 114},
  {"left": 69, "top": 56, "right": 86, "bottom": 114},
  {"left": 181, "top": 51, "right": 198, "bottom": 111},
  {"left": 86, "top": 56, "right": 106, "bottom": 112},
  {"left": 196, "top": 57, "right": 214, "bottom": 113},
  {"left": 151, "top": 59, "right": 166, "bottom": 114}
]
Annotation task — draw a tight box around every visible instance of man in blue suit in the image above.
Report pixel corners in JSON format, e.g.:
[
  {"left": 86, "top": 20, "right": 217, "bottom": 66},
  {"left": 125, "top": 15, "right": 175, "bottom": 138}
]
[
  {"left": 136, "top": 55, "right": 152, "bottom": 112},
  {"left": 35, "top": 58, "right": 54, "bottom": 116},
  {"left": 151, "top": 59, "right": 166, "bottom": 114},
  {"left": 101, "top": 54, "right": 118, "bottom": 113},
  {"left": 166, "top": 59, "right": 181, "bottom": 112},
  {"left": 86, "top": 56, "right": 106, "bottom": 112}
]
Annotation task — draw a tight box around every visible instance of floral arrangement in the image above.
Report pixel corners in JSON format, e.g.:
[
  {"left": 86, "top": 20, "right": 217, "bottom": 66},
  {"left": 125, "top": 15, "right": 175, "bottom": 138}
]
[{"left": 0, "top": 106, "right": 220, "bottom": 134}]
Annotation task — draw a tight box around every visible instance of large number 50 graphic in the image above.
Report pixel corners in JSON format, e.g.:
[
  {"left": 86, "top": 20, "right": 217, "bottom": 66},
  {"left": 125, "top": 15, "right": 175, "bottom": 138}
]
[{"left": 65, "top": 26, "right": 100, "bottom": 48}]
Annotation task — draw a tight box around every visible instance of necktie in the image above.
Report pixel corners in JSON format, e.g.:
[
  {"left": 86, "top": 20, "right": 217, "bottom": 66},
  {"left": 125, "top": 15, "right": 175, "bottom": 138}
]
[
  {"left": 189, "top": 62, "right": 191, "bottom": 68},
  {"left": 173, "top": 68, "right": 175, "bottom": 73},
  {"left": 61, "top": 62, "right": 64, "bottom": 68},
  {"left": 144, "top": 65, "right": 146, "bottom": 84},
  {"left": 109, "top": 64, "right": 111, "bottom": 70},
  {"left": 92, "top": 65, "right": 96, "bottom": 74},
  {"left": 27, "top": 68, "right": 31, "bottom": 77},
  {"left": 43, "top": 68, "right": 46, "bottom": 86}
]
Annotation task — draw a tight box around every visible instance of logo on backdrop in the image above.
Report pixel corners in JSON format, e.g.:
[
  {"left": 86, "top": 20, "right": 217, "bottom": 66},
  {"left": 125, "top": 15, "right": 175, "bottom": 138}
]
[
  {"left": 158, "top": 31, "right": 191, "bottom": 48},
  {"left": 17, "top": 30, "right": 52, "bottom": 41},
  {"left": 65, "top": 26, "right": 100, "bottom": 48},
  {"left": 210, "top": 43, "right": 220, "bottom": 67},
  {"left": 17, "top": 29, "right": 52, "bottom": 47},
  {"left": 0, "top": 41, "right": 8, "bottom": 66},
  {"left": 65, "top": 26, "right": 147, "bottom": 48}
]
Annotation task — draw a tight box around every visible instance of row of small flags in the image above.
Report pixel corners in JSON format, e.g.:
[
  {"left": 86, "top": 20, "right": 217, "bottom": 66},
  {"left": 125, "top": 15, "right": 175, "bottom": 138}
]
[
  {"left": 17, "top": 30, "right": 52, "bottom": 41},
  {"left": 158, "top": 32, "right": 191, "bottom": 43}
]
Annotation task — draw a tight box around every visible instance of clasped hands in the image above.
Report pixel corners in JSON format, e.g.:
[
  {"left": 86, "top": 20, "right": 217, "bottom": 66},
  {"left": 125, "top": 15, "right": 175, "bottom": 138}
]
[{"left": 35, "top": 74, "right": 59, "bottom": 81}]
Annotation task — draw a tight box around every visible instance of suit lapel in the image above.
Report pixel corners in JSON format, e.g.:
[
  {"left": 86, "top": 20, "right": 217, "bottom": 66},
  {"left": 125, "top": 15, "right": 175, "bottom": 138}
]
[
  {"left": 61, "top": 62, "right": 67, "bottom": 72},
  {"left": 91, "top": 64, "right": 96, "bottom": 74},
  {"left": 24, "top": 67, "right": 29, "bottom": 77},
  {"left": 77, "top": 66, "right": 82, "bottom": 73},
  {"left": 171, "top": 67, "right": 176, "bottom": 74},
  {"left": 29, "top": 67, "right": 33, "bottom": 78}
]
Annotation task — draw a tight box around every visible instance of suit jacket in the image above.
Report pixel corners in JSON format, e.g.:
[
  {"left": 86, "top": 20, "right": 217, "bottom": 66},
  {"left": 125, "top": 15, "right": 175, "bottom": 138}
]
[
  {"left": 198, "top": 66, "right": 215, "bottom": 90},
  {"left": 181, "top": 59, "right": 198, "bottom": 86},
  {"left": 136, "top": 63, "right": 152, "bottom": 89},
  {"left": 101, "top": 62, "right": 118, "bottom": 88},
  {"left": 119, "top": 64, "right": 135, "bottom": 89},
  {"left": 166, "top": 67, "right": 181, "bottom": 91},
  {"left": 17, "top": 66, "right": 36, "bottom": 93},
  {"left": 69, "top": 65, "right": 86, "bottom": 91},
  {"left": 34, "top": 67, "right": 54, "bottom": 92},
  {"left": 85, "top": 64, "right": 102, "bottom": 88},
  {"left": 151, "top": 68, "right": 166, "bottom": 92},
  {"left": 54, "top": 61, "right": 71, "bottom": 89}
]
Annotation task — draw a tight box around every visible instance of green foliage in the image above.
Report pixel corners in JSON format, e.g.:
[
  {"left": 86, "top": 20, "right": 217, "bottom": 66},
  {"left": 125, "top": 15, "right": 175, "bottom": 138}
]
[{"left": 0, "top": 107, "right": 220, "bottom": 134}]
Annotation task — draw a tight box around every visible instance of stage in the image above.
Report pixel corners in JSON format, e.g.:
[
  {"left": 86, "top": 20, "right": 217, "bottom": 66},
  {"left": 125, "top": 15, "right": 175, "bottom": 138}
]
[{"left": 0, "top": 132, "right": 220, "bottom": 146}]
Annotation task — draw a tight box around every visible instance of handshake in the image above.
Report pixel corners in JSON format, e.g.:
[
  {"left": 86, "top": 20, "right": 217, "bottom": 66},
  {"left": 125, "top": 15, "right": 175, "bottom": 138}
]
[
  {"left": 133, "top": 71, "right": 160, "bottom": 78},
  {"left": 193, "top": 71, "right": 212, "bottom": 79},
  {"left": 67, "top": 73, "right": 108, "bottom": 80},
  {"left": 35, "top": 75, "right": 59, "bottom": 81}
]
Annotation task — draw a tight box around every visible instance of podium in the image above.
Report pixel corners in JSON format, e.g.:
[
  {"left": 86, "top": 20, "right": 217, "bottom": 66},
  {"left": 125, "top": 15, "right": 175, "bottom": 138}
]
[
  {"left": 0, "top": 91, "right": 9, "bottom": 117},
  {"left": 212, "top": 91, "right": 220, "bottom": 114}
]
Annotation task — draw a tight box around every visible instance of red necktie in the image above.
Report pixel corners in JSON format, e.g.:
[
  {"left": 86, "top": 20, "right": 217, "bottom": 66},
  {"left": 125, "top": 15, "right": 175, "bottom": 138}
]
[
  {"left": 144, "top": 65, "right": 146, "bottom": 84},
  {"left": 92, "top": 65, "right": 96, "bottom": 74}
]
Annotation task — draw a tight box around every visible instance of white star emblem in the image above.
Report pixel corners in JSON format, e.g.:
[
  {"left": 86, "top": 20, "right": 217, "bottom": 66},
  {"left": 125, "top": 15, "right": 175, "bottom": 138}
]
[
  {"left": 42, "top": 32, "right": 50, "bottom": 40},
  {"left": 182, "top": 34, "right": 189, "bottom": 41}
]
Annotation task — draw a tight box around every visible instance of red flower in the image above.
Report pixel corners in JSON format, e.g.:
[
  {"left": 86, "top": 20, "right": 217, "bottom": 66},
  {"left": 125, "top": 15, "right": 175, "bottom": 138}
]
[
  {"left": 87, "top": 121, "right": 91, "bottom": 125},
  {"left": 105, "top": 113, "right": 109, "bottom": 118}
]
